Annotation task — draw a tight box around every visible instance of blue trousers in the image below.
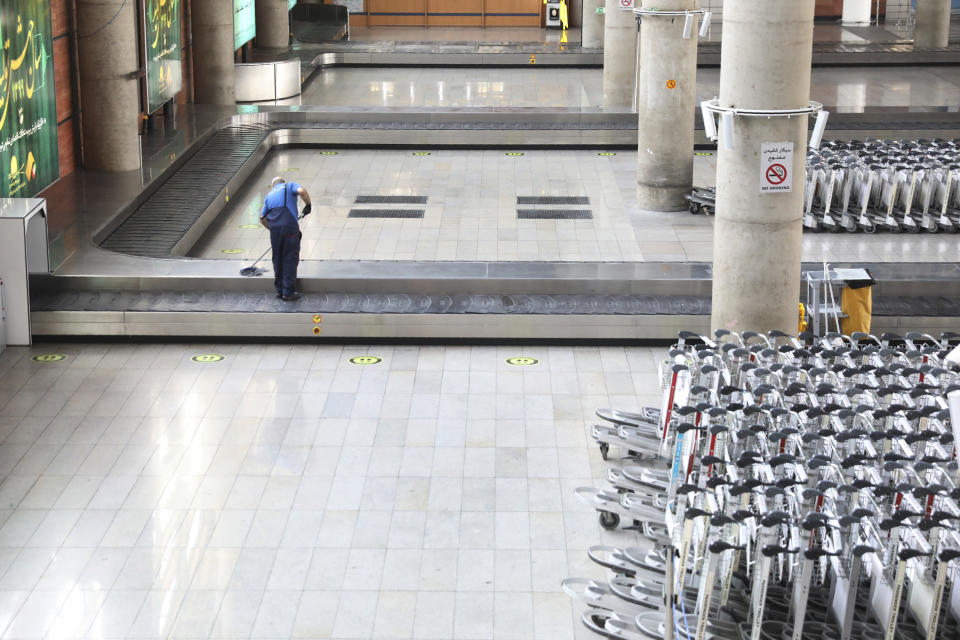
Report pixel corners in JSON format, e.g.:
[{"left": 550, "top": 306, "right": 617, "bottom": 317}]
[{"left": 270, "top": 223, "right": 301, "bottom": 296}]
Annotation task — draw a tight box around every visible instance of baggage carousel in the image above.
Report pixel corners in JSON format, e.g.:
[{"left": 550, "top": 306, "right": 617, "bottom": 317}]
[{"left": 32, "top": 107, "right": 960, "bottom": 341}]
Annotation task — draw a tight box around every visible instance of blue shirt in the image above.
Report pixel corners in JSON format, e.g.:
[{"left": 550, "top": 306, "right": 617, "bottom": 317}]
[{"left": 260, "top": 182, "right": 301, "bottom": 227}]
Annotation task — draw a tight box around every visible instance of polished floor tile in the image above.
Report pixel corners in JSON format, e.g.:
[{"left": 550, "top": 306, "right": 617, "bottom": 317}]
[
  {"left": 0, "top": 343, "right": 659, "bottom": 639},
  {"left": 189, "top": 148, "right": 960, "bottom": 264}
]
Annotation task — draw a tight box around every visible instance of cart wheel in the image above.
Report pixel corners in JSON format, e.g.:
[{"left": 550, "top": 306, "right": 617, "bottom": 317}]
[
  {"left": 702, "top": 206, "right": 713, "bottom": 216},
  {"left": 599, "top": 511, "right": 620, "bottom": 530},
  {"left": 688, "top": 203, "right": 701, "bottom": 215},
  {"left": 599, "top": 443, "right": 609, "bottom": 461}
]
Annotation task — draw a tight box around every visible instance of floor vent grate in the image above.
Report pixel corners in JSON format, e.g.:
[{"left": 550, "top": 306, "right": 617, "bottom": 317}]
[
  {"left": 349, "top": 209, "right": 425, "bottom": 219},
  {"left": 354, "top": 195, "right": 428, "bottom": 204},
  {"left": 517, "top": 196, "right": 590, "bottom": 205},
  {"left": 517, "top": 209, "right": 593, "bottom": 220}
]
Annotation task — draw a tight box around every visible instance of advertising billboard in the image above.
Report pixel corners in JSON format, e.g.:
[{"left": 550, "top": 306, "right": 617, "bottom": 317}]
[
  {"left": 0, "top": 0, "right": 58, "bottom": 197},
  {"left": 144, "top": 0, "right": 183, "bottom": 113},
  {"left": 235, "top": 0, "right": 256, "bottom": 49}
]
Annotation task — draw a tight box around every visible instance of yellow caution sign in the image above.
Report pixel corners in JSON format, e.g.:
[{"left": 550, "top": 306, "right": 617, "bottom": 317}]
[
  {"left": 506, "top": 357, "right": 539, "bottom": 366},
  {"left": 666, "top": 80, "right": 677, "bottom": 89},
  {"left": 313, "top": 315, "right": 323, "bottom": 324},
  {"left": 320, "top": 151, "right": 339, "bottom": 155},
  {"left": 313, "top": 326, "right": 322, "bottom": 335},
  {"left": 530, "top": 54, "right": 536, "bottom": 64},
  {"left": 221, "top": 249, "right": 245, "bottom": 254},
  {"left": 349, "top": 356, "right": 382, "bottom": 365}
]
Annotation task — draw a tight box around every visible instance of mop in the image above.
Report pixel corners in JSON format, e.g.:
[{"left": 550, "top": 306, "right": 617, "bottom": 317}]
[{"left": 239, "top": 207, "right": 311, "bottom": 276}]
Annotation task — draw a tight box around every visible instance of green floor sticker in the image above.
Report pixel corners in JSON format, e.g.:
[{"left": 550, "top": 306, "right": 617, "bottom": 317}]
[
  {"left": 239, "top": 224, "right": 260, "bottom": 229},
  {"left": 505, "top": 152, "right": 525, "bottom": 156},
  {"left": 597, "top": 152, "right": 617, "bottom": 156},
  {"left": 31, "top": 354, "right": 66, "bottom": 363},
  {"left": 221, "top": 249, "right": 245, "bottom": 254},
  {"left": 320, "top": 151, "right": 339, "bottom": 155},
  {"left": 191, "top": 354, "right": 225, "bottom": 363},
  {"left": 695, "top": 152, "right": 714, "bottom": 156},
  {"left": 285, "top": 168, "right": 300, "bottom": 172},
  {"left": 349, "top": 356, "right": 382, "bottom": 365},
  {"left": 506, "top": 357, "right": 539, "bottom": 366},
  {"left": 412, "top": 152, "right": 431, "bottom": 156}
]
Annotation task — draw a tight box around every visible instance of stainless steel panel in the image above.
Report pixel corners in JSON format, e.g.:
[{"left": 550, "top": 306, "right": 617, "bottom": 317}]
[
  {"left": 275, "top": 60, "right": 301, "bottom": 99},
  {"left": 235, "top": 60, "right": 302, "bottom": 102}
]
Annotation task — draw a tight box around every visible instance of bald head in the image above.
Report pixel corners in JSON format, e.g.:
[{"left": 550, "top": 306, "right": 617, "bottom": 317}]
[{"left": 271, "top": 176, "right": 285, "bottom": 188}]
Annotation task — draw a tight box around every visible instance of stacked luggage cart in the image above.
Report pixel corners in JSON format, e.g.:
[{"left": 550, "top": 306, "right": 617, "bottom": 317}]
[
  {"left": 565, "top": 329, "right": 960, "bottom": 640},
  {"left": 686, "top": 138, "right": 960, "bottom": 233}
]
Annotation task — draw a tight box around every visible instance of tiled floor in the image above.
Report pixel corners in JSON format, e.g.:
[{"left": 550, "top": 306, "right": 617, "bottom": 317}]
[
  {"left": 299, "top": 65, "right": 960, "bottom": 110},
  {"left": 0, "top": 342, "right": 659, "bottom": 639},
  {"left": 188, "top": 149, "right": 960, "bottom": 264}
]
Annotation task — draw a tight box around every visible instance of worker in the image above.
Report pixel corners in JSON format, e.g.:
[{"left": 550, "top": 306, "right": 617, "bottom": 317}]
[{"left": 260, "top": 176, "right": 311, "bottom": 301}]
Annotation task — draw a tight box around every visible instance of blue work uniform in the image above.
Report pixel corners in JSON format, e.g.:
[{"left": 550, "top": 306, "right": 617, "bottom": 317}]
[{"left": 260, "top": 182, "right": 302, "bottom": 297}]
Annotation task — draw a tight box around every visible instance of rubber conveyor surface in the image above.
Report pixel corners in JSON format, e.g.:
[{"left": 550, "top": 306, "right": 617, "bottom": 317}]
[
  {"left": 29, "top": 290, "right": 960, "bottom": 317},
  {"left": 100, "top": 124, "right": 273, "bottom": 258}
]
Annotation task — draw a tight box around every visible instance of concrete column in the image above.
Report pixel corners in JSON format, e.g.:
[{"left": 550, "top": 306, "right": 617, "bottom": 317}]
[
  {"left": 602, "top": 0, "right": 638, "bottom": 108},
  {"left": 842, "top": 0, "right": 872, "bottom": 25},
  {"left": 710, "top": 0, "right": 815, "bottom": 335},
  {"left": 914, "top": 0, "right": 951, "bottom": 48},
  {"left": 77, "top": 0, "right": 141, "bottom": 172},
  {"left": 583, "top": 0, "right": 606, "bottom": 48},
  {"left": 636, "top": 0, "right": 698, "bottom": 211},
  {"left": 256, "top": 0, "right": 290, "bottom": 49},
  {"left": 192, "top": 0, "right": 236, "bottom": 105}
]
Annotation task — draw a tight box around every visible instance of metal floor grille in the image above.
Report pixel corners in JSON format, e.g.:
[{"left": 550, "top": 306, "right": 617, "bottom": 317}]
[
  {"left": 349, "top": 209, "right": 425, "bottom": 218},
  {"left": 354, "top": 195, "right": 428, "bottom": 204},
  {"left": 517, "top": 209, "right": 593, "bottom": 220},
  {"left": 101, "top": 124, "right": 272, "bottom": 258},
  {"left": 517, "top": 196, "right": 590, "bottom": 205}
]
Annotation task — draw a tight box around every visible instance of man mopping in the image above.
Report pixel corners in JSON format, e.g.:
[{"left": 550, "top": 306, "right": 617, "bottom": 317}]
[{"left": 260, "top": 176, "right": 311, "bottom": 301}]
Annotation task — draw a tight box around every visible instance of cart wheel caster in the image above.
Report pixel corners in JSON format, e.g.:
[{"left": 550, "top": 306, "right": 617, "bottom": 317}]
[
  {"left": 599, "top": 443, "right": 609, "bottom": 461},
  {"left": 702, "top": 206, "right": 713, "bottom": 216},
  {"left": 688, "top": 203, "right": 700, "bottom": 215},
  {"left": 599, "top": 511, "right": 620, "bottom": 530}
]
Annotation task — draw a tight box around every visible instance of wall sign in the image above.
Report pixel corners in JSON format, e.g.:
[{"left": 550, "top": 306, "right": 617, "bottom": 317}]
[
  {"left": 0, "top": 0, "right": 58, "bottom": 197},
  {"left": 234, "top": 0, "right": 256, "bottom": 50},
  {"left": 760, "top": 142, "right": 794, "bottom": 193},
  {"left": 144, "top": 0, "right": 183, "bottom": 113}
]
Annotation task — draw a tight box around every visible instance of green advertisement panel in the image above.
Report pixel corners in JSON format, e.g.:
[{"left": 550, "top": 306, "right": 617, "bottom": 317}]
[
  {"left": 0, "top": 1, "right": 58, "bottom": 197},
  {"left": 144, "top": 0, "right": 182, "bottom": 113},
  {"left": 235, "top": 0, "right": 256, "bottom": 49}
]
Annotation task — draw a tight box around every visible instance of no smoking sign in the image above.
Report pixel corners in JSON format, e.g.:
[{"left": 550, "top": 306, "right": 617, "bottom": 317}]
[
  {"left": 618, "top": 0, "right": 634, "bottom": 9},
  {"left": 760, "top": 142, "right": 794, "bottom": 193}
]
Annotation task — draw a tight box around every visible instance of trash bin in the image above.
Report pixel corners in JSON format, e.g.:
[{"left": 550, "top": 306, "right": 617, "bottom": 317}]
[{"left": 840, "top": 270, "right": 875, "bottom": 336}]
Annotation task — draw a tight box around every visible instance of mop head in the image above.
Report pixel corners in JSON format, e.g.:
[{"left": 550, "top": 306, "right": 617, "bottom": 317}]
[{"left": 239, "top": 266, "right": 265, "bottom": 277}]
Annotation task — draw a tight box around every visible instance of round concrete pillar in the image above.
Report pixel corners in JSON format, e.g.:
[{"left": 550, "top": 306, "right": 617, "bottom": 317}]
[
  {"left": 257, "top": 0, "right": 290, "bottom": 49},
  {"left": 710, "top": 0, "right": 815, "bottom": 335},
  {"left": 583, "top": 0, "right": 605, "bottom": 48},
  {"left": 193, "top": 0, "right": 236, "bottom": 105},
  {"left": 914, "top": 0, "right": 951, "bottom": 48},
  {"left": 842, "top": 0, "right": 872, "bottom": 25},
  {"left": 77, "top": 0, "right": 141, "bottom": 172},
  {"left": 636, "top": 0, "right": 699, "bottom": 211},
  {"left": 602, "top": 0, "right": 638, "bottom": 108}
]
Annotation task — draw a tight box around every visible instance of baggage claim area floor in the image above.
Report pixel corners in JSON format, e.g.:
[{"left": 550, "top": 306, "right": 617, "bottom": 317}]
[{"left": 3, "top": 14, "right": 960, "bottom": 640}]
